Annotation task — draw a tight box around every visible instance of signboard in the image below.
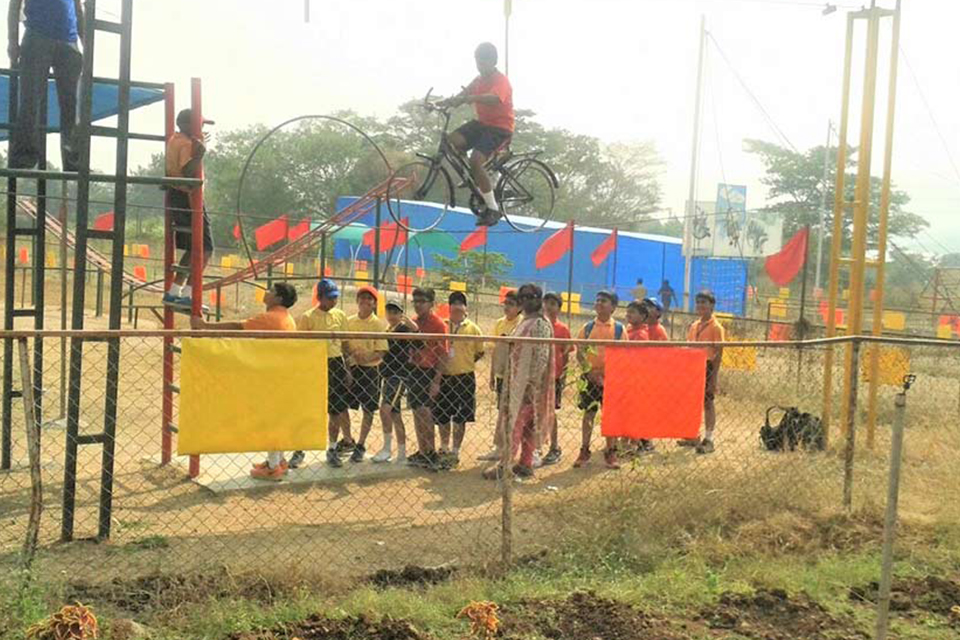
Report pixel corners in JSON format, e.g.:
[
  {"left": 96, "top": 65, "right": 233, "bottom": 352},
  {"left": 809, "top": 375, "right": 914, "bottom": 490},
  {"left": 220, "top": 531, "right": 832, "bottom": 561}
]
[{"left": 683, "top": 184, "right": 783, "bottom": 258}]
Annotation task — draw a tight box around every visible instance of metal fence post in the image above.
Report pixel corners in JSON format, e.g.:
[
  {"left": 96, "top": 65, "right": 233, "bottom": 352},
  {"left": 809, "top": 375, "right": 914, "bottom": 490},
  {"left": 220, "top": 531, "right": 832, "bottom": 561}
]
[
  {"left": 842, "top": 338, "right": 861, "bottom": 510},
  {"left": 17, "top": 337, "right": 42, "bottom": 568},
  {"left": 875, "top": 374, "right": 913, "bottom": 640},
  {"left": 95, "top": 267, "right": 104, "bottom": 317}
]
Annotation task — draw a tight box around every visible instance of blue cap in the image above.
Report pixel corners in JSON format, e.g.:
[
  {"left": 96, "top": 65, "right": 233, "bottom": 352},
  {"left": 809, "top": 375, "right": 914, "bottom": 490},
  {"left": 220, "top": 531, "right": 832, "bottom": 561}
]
[
  {"left": 596, "top": 289, "right": 619, "bottom": 306},
  {"left": 642, "top": 296, "right": 663, "bottom": 312},
  {"left": 316, "top": 278, "right": 339, "bottom": 299}
]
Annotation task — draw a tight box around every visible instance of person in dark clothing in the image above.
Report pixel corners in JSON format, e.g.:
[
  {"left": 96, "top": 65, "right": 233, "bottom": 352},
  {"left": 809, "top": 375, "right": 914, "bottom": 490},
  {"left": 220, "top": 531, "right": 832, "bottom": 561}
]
[
  {"left": 8, "top": 0, "right": 84, "bottom": 171},
  {"left": 371, "top": 299, "right": 418, "bottom": 463}
]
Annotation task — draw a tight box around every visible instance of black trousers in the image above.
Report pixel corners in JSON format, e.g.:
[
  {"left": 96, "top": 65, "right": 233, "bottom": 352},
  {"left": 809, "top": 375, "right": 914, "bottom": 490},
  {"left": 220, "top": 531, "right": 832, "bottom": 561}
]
[{"left": 10, "top": 30, "right": 82, "bottom": 171}]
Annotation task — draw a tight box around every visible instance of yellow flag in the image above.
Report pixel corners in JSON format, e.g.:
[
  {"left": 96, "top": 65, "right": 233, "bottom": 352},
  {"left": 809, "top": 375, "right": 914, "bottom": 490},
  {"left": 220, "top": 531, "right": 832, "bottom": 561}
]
[{"left": 178, "top": 338, "right": 328, "bottom": 455}]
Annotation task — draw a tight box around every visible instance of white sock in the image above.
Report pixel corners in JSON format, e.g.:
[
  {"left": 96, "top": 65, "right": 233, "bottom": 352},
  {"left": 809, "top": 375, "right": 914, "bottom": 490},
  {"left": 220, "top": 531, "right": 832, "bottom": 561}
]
[
  {"left": 481, "top": 190, "right": 499, "bottom": 211},
  {"left": 397, "top": 444, "right": 406, "bottom": 456},
  {"left": 452, "top": 446, "right": 460, "bottom": 456},
  {"left": 267, "top": 451, "right": 283, "bottom": 469},
  {"left": 167, "top": 283, "right": 182, "bottom": 296},
  {"left": 704, "top": 429, "right": 714, "bottom": 442},
  {"left": 383, "top": 433, "right": 393, "bottom": 451}
]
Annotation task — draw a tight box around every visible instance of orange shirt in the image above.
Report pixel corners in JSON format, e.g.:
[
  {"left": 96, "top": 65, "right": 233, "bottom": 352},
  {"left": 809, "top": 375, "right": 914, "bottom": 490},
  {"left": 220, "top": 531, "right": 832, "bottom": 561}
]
[
  {"left": 627, "top": 324, "right": 649, "bottom": 341},
  {"left": 551, "top": 319, "right": 572, "bottom": 379},
  {"left": 647, "top": 322, "right": 669, "bottom": 342},
  {"left": 687, "top": 315, "right": 725, "bottom": 362},
  {"left": 165, "top": 132, "right": 194, "bottom": 193},
  {"left": 243, "top": 306, "right": 297, "bottom": 332},
  {"left": 576, "top": 317, "right": 624, "bottom": 374},
  {"left": 468, "top": 71, "right": 514, "bottom": 133}
]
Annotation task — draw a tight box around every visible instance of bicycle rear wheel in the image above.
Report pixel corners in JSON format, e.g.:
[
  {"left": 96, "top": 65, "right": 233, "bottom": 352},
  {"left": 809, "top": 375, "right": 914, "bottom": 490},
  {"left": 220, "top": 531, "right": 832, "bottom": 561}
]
[
  {"left": 386, "top": 160, "right": 454, "bottom": 233},
  {"left": 496, "top": 158, "right": 558, "bottom": 233}
]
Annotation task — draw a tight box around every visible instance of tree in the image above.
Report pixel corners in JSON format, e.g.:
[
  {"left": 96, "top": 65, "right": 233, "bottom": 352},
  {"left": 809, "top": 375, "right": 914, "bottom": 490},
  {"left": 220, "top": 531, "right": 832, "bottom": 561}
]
[
  {"left": 433, "top": 251, "right": 513, "bottom": 291},
  {"left": 744, "top": 139, "right": 927, "bottom": 248}
]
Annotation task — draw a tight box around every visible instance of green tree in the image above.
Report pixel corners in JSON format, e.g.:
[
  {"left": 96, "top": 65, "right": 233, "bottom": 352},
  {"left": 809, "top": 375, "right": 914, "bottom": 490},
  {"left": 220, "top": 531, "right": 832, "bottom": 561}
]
[
  {"left": 433, "top": 251, "right": 513, "bottom": 291},
  {"left": 744, "top": 139, "right": 927, "bottom": 248}
]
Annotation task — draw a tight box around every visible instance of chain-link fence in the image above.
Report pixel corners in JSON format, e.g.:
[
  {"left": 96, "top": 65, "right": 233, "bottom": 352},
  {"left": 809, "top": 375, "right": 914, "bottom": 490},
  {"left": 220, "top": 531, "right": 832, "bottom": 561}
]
[{"left": 1, "top": 327, "right": 958, "bottom": 587}]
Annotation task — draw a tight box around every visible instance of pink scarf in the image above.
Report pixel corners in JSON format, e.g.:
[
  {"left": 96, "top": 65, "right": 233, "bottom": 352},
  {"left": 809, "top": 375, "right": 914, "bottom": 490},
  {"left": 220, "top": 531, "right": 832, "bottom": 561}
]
[{"left": 497, "top": 314, "right": 556, "bottom": 444}]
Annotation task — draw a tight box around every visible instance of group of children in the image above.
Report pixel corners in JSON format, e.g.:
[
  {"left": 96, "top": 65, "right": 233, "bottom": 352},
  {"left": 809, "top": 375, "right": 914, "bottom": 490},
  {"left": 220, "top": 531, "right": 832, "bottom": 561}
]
[{"left": 191, "top": 277, "right": 724, "bottom": 481}]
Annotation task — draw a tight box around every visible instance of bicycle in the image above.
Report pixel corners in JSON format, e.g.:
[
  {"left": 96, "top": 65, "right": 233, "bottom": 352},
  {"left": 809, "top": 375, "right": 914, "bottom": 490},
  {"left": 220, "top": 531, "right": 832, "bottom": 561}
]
[{"left": 385, "top": 89, "right": 559, "bottom": 233}]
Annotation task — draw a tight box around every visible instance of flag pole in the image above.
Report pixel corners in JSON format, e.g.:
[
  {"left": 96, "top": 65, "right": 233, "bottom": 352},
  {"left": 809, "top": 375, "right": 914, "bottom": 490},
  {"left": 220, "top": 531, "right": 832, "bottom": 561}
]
[
  {"left": 611, "top": 228, "right": 618, "bottom": 297},
  {"left": 566, "top": 220, "right": 575, "bottom": 327},
  {"left": 795, "top": 225, "right": 811, "bottom": 397},
  {"left": 479, "top": 239, "right": 489, "bottom": 323}
]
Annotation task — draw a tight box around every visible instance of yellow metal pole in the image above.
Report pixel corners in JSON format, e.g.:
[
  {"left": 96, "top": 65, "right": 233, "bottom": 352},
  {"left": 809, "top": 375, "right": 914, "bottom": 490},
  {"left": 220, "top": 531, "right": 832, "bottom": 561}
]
[
  {"left": 840, "top": 6, "right": 881, "bottom": 438},
  {"left": 821, "top": 13, "right": 856, "bottom": 444},
  {"left": 865, "top": 1, "right": 901, "bottom": 449}
]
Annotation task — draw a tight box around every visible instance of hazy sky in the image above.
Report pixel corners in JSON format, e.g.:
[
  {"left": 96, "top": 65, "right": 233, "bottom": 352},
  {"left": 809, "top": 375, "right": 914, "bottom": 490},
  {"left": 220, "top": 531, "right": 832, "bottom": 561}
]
[{"left": 6, "top": 0, "right": 959, "bottom": 254}]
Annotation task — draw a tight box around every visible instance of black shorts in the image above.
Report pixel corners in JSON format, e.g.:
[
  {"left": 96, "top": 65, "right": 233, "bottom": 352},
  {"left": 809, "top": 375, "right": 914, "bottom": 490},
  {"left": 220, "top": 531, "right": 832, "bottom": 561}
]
[
  {"left": 407, "top": 366, "right": 436, "bottom": 410},
  {"left": 555, "top": 377, "right": 564, "bottom": 410},
  {"left": 169, "top": 189, "right": 213, "bottom": 251},
  {"left": 327, "top": 357, "right": 350, "bottom": 415},
  {"left": 495, "top": 376, "right": 504, "bottom": 409},
  {"left": 381, "top": 375, "right": 406, "bottom": 414},
  {"left": 578, "top": 374, "right": 604, "bottom": 412},
  {"left": 349, "top": 365, "right": 381, "bottom": 413},
  {"left": 454, "top": 120, "right": 512, "bottom": 157},
  {"left": 434, "top": 373, "right": 476, "bottom": 425}
]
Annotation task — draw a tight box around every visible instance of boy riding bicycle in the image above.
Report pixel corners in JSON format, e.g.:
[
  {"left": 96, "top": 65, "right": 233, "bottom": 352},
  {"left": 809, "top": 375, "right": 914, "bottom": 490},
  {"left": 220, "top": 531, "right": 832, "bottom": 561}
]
[{"left": 440, "top": 42, "right": 514, "bottom": 227}]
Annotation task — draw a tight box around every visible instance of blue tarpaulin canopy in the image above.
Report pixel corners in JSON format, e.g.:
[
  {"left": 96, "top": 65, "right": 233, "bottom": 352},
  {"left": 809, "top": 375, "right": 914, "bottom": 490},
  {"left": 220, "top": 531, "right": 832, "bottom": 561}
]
[{"left": 0, "top": 73, "right": 165, "bottom": 140}]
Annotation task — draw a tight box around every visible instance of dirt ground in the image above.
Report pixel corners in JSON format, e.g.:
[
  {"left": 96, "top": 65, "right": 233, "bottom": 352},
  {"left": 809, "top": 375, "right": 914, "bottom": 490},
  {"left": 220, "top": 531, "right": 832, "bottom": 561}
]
[{"left": 2, "top": 298, "right": 959, "bottom": 583}]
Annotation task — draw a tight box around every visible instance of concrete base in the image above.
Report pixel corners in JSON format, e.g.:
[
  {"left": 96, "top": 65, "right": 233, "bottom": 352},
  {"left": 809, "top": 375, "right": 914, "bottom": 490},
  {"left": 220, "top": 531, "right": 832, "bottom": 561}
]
[{"left": 152, "top": 450, "right": 416, "bottom": 493}]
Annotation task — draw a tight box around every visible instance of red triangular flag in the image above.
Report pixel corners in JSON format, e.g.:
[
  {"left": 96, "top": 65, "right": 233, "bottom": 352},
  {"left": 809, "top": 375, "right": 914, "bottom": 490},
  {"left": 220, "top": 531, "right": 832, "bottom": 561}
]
[
  {"left": 93, "top": 211, "right": 114, "bottom": 231},
  {"left": 288, "top": 218, "right": 310, "bottom": 242},
  {"left": 535, "top": 221, "right": 574, "bottom": 270},
  {"left": 233, "top": 223, "right": 241, "bottom": 240},
  {"left": 254, "top": 214, "right": 289, "bottom": 251},
  {"left": 362, "top": 221, "right": 408, "bottom": 253},
  {"left": 460, "top": 226, "right": 488, "bottom": 253},
  {"left": 590, "top": 228, "right": 617, "bottom": 267},
  {"left": 764, "top": 227, "right": 809, "bottom": 286}
]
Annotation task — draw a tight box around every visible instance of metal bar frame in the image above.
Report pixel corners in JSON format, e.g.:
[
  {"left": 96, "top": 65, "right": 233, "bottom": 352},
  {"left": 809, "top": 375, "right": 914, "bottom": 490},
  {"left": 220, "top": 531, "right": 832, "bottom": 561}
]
[
  {"left": 188, "top": 77, "right": 204, "bottom": 478},
  {"left": 162, "top": 83, "right": 175, "bottom": 467}
]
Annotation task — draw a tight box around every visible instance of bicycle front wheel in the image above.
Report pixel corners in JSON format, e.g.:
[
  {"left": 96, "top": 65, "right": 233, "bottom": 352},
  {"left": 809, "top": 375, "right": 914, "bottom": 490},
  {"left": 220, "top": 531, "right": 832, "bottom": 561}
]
[
  {"left": 496, "top": 158, "right": 558, "bottom": 233},
  {"left": 386, "top": 160, "right": 454, "bottom": 233}
]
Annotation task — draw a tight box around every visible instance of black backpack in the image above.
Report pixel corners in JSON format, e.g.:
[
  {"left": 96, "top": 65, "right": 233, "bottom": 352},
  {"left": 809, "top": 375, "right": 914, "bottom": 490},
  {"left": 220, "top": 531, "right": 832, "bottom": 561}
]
[{"left": 760, "top": 406, "right": 825, "bottom": 452}]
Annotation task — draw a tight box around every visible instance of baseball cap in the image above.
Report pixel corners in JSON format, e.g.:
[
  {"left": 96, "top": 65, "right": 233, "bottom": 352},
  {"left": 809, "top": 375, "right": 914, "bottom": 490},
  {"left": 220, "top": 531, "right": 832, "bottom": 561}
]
[
  {"left": 596, "top": 289, "right": 619, "bottom": 306},
  {"left": 357, "top": 285, "right": 379, "bottom": 301},
  {"left": 176, "top": 108, "right": 215, "bottom": 127},
  {"left": 695, "top": 290, "right": 716, "bottom": 304},
  {"left": 448, "top": 291, "right": 468, "bottom": 306},
  {"left": 385, "top": 297, "right": 404, "bottom": 312},
  {"left": 316, "top": 278, "right": 339, "bottom": 299},
  {"left": 642, "top": 296, "right": 663, "bottom": 312}
]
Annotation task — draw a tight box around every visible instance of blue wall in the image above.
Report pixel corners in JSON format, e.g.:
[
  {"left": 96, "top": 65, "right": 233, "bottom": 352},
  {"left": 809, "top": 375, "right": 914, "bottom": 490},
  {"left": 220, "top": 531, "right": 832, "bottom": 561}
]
[{"left": 337, "top": 197, "right": 746, "bottom": 313}]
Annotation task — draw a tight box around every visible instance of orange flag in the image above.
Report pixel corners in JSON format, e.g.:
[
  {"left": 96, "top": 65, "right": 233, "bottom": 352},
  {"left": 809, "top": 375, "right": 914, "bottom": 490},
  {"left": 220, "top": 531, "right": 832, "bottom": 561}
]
[
  {"left": 601, "top": 346, "right": 706, "bottom": 439},
  {"left": 535, "top": 221, "right": 574, "bottom": 269}
]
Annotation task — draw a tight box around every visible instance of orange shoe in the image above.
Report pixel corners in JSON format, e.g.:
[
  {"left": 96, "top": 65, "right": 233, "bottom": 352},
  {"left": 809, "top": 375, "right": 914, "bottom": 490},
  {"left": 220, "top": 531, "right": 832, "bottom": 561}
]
[
  {"left": 250, "top": 460, "right": 288, "bottom": 481},
  {"left": 252, "top": 460, "right": 269, "bottom": 470}
]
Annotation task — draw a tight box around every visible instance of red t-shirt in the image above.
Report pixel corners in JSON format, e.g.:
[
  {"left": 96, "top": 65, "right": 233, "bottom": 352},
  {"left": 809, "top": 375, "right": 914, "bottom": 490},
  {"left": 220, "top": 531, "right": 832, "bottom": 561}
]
[
  {"left": 627, "top": 325, "right": 649, "bottom": 341},
  {"left": 411, "top": 311, "right": 449, "bottom": 369},
  {"left": 551, "top": 319, "right": 571, "bottom": 379},
  {"left": 468, "top": 71, "right": 514, "bottom": 133},
  {"left": 647, "top": 322, "right": 668, "bottom": 341}
]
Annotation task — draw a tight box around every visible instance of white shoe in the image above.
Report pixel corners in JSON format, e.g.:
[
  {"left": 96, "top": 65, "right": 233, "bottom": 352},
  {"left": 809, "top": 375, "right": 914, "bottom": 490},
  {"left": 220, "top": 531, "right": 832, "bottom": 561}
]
[
  {"left": 532, "top": 450, "right": 543, "bottom": 469},
  {"left": 372, "top": 447, "right": 392, "bottom": 463},
  {"left": 477, "top": 449, "right": 500, "bottom": 461}
]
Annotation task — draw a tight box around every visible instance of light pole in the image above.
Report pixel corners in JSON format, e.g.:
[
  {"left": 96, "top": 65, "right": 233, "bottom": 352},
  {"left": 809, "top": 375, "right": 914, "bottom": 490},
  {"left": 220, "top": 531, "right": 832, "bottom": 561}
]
[
  {"left": 814, "top": 119, "right": 833, "bottom": 292},
  {"left": 504, "top": 0, "right": 512, "bottom": 75}
]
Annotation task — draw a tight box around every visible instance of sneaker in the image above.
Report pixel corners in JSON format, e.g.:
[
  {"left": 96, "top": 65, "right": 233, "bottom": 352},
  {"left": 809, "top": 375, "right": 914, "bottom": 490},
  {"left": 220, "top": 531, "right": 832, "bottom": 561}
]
[
  {"left": 350, "top": 443, "right": 366, "bottom": 463},
  {"left": 604, "top": 449, "right": 621, "bottom": 470},
  {"left": 696, "top": 439, "right": 715, "bottom": 455},
  {"left": 395, "top": 448, "right": 407, "bottom": 464},
  {"left": 638, "top": 440, "right": 656, "bottom": 455},
  {"left": 438, "top": 452, "right": 460, "bottom": 470},
  {"left": 325, "top": 449, "right": 343, "bottom": 468},
  {"left": 474, "top": 208, "right": 501, "bottom": 227},
  {"left": 422, "top": 450, "right": 442, "bottom": 472},
  {"left": 371, "top": 447, "right": 392, "bottom": 463},
  {"left": 162, "top": 292, "right": 187, "bottom": 307},
  {"left": 477, "top": 449, "right": 500, "bottom": 461},
  {"left": 542, "top": 447, "right": 562, "bottom": 466},
  {"left": 406, "top": 451, "right": 427, "bottom": 467},
  {"left": 251, "top": 460, "right": 269, "bottom": 471},
  {"left": 573, "top": 447, "right": 591, "bottom": 468},
  {"left": 532, "top": 450, "right": 543, "bottom": 469},
  {"left": 678, "top": 438, "right": 700, "bottom": 448},
  {"left": 335, "top": 439, "right": 356, "bottom": 456},
  {"left": 289, "top": 450, "right": 306, "bottom": 469},
  {"left": 250, "top": 460, "right": 288, "bottom": 481},
  {"left": 482, "top": 465, "right": 504, "bottom": 481},
  {"left": 512, "top": 463, "right": 534, "bottom": 480}
]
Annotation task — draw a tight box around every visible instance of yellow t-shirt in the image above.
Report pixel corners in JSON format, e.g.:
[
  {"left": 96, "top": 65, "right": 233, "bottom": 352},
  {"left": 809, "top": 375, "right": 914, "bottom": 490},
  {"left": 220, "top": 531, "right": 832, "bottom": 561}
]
[
  {"left": 490, "top": 314, "right": 521, "bottom": 380},
  {"left": 445, "top": 318, "right": 484, "bottom": 376},
  {"left": 345, "top": 313, "right": 389, "bottom": 367},
  {"left": 297, "top": 305, "right": 346, "bottom": 359}
]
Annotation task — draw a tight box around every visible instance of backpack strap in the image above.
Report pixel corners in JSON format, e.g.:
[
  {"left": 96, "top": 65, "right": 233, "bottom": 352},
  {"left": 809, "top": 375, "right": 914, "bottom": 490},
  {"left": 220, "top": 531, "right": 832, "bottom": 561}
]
[
  {"left": 613, "top": 321, "right": 624, "bottom": 340},
  {"left": 584, "top": 320, "right": 595, "bottom": 340}
]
